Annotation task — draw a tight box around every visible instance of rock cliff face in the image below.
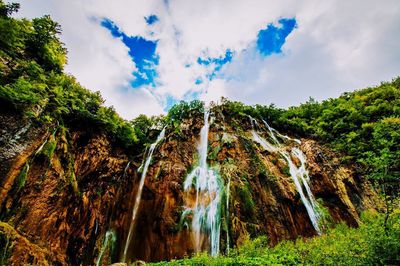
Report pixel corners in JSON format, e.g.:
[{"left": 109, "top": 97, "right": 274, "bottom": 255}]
[
  {"left": 0, "top": 111, "right": 134, "bottom": 265},
  {"left": 0, "top": 107, "right": 379, "bottom": 265}
]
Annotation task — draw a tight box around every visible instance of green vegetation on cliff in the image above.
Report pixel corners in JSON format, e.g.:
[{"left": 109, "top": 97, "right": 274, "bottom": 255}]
[
  {"left": 216, "top": 78, "right": 400, "bottom": 186},
  {"left": 1, "top": 2, "right": 399, "bottom": 265},
  {"left": 1, "top": 0, "right": 398, "bottom": 182},
  {"left": 214, "top": 79, "right": 400, "bottom": 229},
  {"left": 151, "top": 211, "right": 400, "bottom": 266},
  {"left": 0, "top": 1, "right": 137, "bottom": 148}
]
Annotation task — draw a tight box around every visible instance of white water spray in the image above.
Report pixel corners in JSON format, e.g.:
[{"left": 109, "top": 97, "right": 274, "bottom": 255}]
[
  {"left": 122, "top": 127, "right": 166, "bottom": 262},
  {"left": 182, "top": 110, "right": 224, "bottom": 256},
  {"left": 249, "top": 117, "right": 321, "bottom": 234}
]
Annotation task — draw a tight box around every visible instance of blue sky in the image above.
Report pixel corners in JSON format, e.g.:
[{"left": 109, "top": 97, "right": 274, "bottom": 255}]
[
  {"left": 101, "top": 17, "right": 297, "bottom": 90},
  {"left": 145, "top": 14, "right": 158, "bottom": 25},
  {"left": 100, "top": 15, "right": 297, "bottom": 109},
  {"left": 257, "top": 18, "right": 297, "bottom": 56},
  {"left": 15, "top": 0, "right": 400, "bottom": 118},
  {"left": 197, "top": 50, "right": 234, "bottom": 80},
  {"left": 101, "top": 18, "right": 159, "bottom": 88}
]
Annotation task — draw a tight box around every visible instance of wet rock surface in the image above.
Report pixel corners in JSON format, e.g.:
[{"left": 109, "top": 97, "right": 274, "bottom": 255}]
[{"left": 0, "top": 110, "right": 380, "bottom": 265}]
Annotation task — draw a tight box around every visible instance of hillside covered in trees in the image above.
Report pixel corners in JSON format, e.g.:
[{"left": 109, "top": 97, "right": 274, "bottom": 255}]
[{"left": 0, "top": 1, "right": 399, "bottom": 265}]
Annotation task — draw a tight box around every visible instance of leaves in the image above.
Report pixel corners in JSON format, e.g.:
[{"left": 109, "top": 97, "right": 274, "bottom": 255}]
[
  {"left": 0, "top": 2, "right": 139, "bottom": 149},
  {"left": 151, "top": 211, "right": 400, "bottom": 265}
]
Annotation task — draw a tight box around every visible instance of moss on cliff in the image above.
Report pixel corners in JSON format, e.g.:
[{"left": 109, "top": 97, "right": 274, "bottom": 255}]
[{"left": 11, "top": 162, "right": 29, "bottom": 193}]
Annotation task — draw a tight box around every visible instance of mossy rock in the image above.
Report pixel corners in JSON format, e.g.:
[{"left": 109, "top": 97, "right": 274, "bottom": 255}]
[{"left": 12, "top": 163, "right": 29, "bottom": 193}]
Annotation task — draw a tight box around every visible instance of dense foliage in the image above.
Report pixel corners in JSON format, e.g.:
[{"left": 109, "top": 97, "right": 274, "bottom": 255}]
[
  {"left": 151, "top": 210, "right": 400, "bottom": 266},
  {"left": 166, "top": 100, "right": 204, "bottom": 125},
  {"left": 1, "top": 0, "right": 398, "bottom": 180},
  {"left": 277, "top": 80, "right": 400, "bottom": 174},
  {"left": 0, "top": 1, "right": 137, "bottom": 148},
  {"left": 217, "top": 78, "right": 400, "bottom": 188},
  {"left": 2, "top": 0, "right": 398, "bottom": 169},
  {"left": 1, "top": 2, "right": 399, "bottom": 265}
]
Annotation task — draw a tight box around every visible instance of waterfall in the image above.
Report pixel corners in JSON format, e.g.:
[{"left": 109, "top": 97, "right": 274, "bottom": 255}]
[
  {"left": 262, "top": 119, "right": 301, "bottom": 145},
  {"left": 249, "top": 116, "right": 277, "bottom": 153},
  {"left": 96, "top": 230, "right": 116, "bottom": 266},
  {"left": 34, "top": 128, "right": 58, "bottom": 156},
  {"left": 182, "top": 110, "right": 224, "bottom": 256},
  {"left": 280, "top": 150, "right": 321, "bottom": 234},
  {"left": 34, "top": 139, "right": 48, "bottom": 156},
  {"left": 225, "top": 176, "right": 231, "bottom": 255},
  {"left": 116, "top": 161, "right": 130, "bottom": 182},
  {"left": 249, "top": 117, "right": 321, "bottom": 234},
  {"left": 123, "top": 161, "right": 131, "bottom": 176},
  {"left": 122, "top": 127, "right": 166, "bottom": 262}
]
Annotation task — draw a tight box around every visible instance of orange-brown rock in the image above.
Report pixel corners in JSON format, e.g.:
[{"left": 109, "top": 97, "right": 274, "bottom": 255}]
[{"left": 0, "top": 109, "right": 380, "bottom": 265}]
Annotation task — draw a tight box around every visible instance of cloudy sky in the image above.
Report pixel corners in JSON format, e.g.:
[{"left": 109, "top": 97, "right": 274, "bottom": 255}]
[{"left": 15, "top": 0, "right": 400, "bottom": 119}]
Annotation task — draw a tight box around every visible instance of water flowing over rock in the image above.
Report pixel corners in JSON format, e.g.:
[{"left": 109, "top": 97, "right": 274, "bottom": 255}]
[
  {"left": 249, "top": 116, "right": 321, "bottom": 234},
  {"left": 96, "top": 230, "right": 117, "bottom": 266},
  {"left": 123, "top": 127, "right": 166, "bottom": 263},
  {"left": 182, "top": 110, "right": 224, "bottom": 256},
  {"left": 0, "top": 107, "right": 379, "bottom": 265}
]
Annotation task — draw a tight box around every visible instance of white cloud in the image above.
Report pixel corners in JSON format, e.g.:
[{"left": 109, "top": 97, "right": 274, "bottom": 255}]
[
  {"left": 111, "top": 87, "right": 164, "bottom": 118},
  {"left": 14, "top": 0, "right": 400, "bottom": 118},
  {"left": 212, "top": 0, "right": 400, "bottom": 106},
  {"left": 200, "top": 79, "right": 228, "bottom": 104}
]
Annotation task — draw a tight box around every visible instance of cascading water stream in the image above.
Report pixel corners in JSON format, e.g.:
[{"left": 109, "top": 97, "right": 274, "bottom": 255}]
[
  {"left": 262, "top": 119, "right": 301, "bottom": 145},
  {"left": 280, "top": 150, "right": 321, "bottom": 234},
  {"left": 123, "top": 161, "right": 131, "bottom": 177},
  {"left": 122, "top": 127, "right": 166, "bottom": 262},
  {"left": 182, "top": 110, "right": 224, "bottom": 257},
  {"left": 34, "top": 140, "right": 48, "bottom": 156},
  {"left": 96, "top": 230, "right": 116, "bottom": 266},
  {"left": 249, "top": 117, "right": 321, "bottom": 234},
  {"left": 249, "top": 116, "right": 277, "bottom": 153},
  {"left": 34, "top": 128, "right": 59, "bottom": 156},
  {"left": 225, "top": 176, "right": 231, "bottom": 255}
]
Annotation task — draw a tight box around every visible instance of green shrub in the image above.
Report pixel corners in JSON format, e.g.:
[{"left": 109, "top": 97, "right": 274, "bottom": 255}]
[
  {"left": 0, "top": 2, "right": 140, "bottom": 149},
  {"left": 150, "top": 211, "right": 400, "bottom": 265},
  {"left": 166, "top": 100, "right": 204, "bottom": 124}
]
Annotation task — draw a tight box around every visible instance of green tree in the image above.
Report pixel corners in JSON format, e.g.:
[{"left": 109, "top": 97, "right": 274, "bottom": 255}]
[
  {"left": 0, "top": 1, "right": 19, "bottom": 17},
  {"left": 26, "top": 15, "right": 67, "bottom": 72},
  {"left": 362, "top": 117, "right": 400, "bottom": 232}
]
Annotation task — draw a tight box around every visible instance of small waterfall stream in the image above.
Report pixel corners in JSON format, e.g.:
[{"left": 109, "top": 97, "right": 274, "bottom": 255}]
[
  {"left": 122, "top": 127, "right": 166, "bottom": 262},
  {"left": 281, "top": 149, "right": 321, "bottom": 234},
  {"left": 34, "top": 128, "right": 59, "bottom": 156},
  {"left": 225, "top": 176, "right": 231, "bottom": 255},
  {"left": 123, "top": 161, "right": 131, "bottom": 177},
  {"left": 96, "top": 230, "right": 116, "bottom": 266},
  {"left": 182, "top": 110, "right": 224, "bottom": 256},
  {"left": 262, "top": 119, "right": 301, "bottom": 145},
  {"left": 34, "top": 139, "right": 48, "bottom": 156},
  {"left": 249, "top": 117, "right": 321, "bottom": 234}
]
